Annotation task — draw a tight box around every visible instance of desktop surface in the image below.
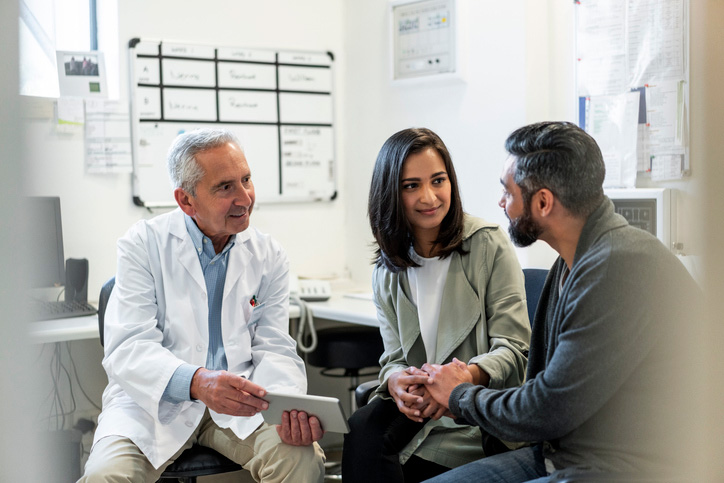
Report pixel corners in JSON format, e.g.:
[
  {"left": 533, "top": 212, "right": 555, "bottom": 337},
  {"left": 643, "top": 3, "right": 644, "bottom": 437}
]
[
  {"left": 28, "top": 288, "right": 378, "bottom": 345},
  {"left": 29, "top": 314, "right": 100, "bottom": 344}
]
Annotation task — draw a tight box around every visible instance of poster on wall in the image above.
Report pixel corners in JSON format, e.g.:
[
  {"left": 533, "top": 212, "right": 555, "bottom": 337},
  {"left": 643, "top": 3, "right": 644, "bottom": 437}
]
[
  {"left": 56, "top": 50, "right": 108, "bottom": 98},
  {"left": 576, "top": 0, "right": 688, "bottom": 183}
]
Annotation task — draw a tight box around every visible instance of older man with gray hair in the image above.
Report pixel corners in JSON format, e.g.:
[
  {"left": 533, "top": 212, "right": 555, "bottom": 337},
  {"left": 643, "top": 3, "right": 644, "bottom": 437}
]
[{"left": 80, "top": 128, "right": 325, "bottom": 482}]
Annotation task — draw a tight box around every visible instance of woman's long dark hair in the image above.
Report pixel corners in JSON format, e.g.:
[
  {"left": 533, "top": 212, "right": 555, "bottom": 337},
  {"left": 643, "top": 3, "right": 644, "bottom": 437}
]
[{"left": 368, "top": 128, "right": 466, "bottom": 273}]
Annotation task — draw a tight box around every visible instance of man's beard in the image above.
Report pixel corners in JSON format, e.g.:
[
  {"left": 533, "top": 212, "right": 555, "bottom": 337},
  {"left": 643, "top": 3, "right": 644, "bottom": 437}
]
[{"left": 507, "top": 204, "right": 542, "bottom": 247}]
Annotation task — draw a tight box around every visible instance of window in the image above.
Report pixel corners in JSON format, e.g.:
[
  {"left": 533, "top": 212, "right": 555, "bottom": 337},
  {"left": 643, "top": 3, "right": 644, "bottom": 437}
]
[{"left": 19, "top": 0, "right": 118, "bottom": 98}]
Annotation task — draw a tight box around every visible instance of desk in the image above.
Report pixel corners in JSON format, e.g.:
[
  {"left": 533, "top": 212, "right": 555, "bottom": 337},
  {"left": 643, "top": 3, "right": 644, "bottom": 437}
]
[
  {"left": 305, "top": 294, "right": 377, "bottom": 327},
  {"left": 28, "top": 292, "right": 378, "bottom": 344},
  {"left": 29, "top": 315, "right": 99, "bottom": 344}
]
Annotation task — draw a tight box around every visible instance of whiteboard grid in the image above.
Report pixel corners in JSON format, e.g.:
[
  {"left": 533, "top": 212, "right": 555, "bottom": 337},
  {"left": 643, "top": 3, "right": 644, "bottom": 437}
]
[{"left": 128, "top": 38, "right": 337, "bottom": 208}]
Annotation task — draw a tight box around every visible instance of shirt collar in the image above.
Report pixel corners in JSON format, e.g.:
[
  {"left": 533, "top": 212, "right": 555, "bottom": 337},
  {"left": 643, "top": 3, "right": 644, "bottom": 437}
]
[{"left": 184, "top": 214, "right": 236, "bottom": 258}]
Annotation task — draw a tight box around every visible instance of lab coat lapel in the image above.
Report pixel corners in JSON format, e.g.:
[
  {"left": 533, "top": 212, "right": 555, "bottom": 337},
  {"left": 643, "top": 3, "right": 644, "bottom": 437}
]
[
  {"left": 435, "top": 253, "right": 479, "bottom": 364},
  {"left": 224, "top": 234, "right": 254, "bottom": 300},
  {"left": 170, "top": 212, "right": 206, "bottom": 292}
]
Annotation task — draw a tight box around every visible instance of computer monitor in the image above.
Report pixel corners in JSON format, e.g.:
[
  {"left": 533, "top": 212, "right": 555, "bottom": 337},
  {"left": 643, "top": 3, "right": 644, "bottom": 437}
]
[
  {"left": 605, "top": 188, "right": 673, "bottom": 250},
  {"left": 27, "top": 196, "right": 65, "bottom": 288}
]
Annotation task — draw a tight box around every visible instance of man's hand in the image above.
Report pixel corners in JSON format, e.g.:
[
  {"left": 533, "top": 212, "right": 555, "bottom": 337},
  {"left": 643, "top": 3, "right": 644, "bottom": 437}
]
[
  {"left": 387, "top": 367, "right": 433, "bottom": 423},
  {"left": 190, "top": 368, "right": 268, "bottom": 417},
  {"left": 275, "top": 410, "right": 324, "bottom": 446},
  {"left": 421, "top": 358, "right": 473, "bottom": 409}
]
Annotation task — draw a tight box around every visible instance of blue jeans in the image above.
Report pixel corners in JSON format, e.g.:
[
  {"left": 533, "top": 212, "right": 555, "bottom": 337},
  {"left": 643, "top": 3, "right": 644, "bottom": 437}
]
[{"left": 423, "top": 445, "right": 549, "bottom": 483}]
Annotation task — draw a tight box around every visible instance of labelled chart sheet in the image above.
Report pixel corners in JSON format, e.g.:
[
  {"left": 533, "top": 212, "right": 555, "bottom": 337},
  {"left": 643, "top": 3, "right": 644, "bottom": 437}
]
[
  {"left": 129, "top": 39, "right": 336, "bottom": 207},
  {"left": 85, "top": 99, "right": 132, "bottom": 174}
]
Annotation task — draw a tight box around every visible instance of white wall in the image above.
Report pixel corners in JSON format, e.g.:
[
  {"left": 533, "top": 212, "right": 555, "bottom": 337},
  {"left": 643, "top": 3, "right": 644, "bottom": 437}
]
[
  {"left": 341, "top": 0, "right": 531, "bottom": 284},
  {"left": 20, "top": 1, "right": 714, "bottom": 330},
  {"left": 31, "top": 0, "right": 694, "bottom": 296}
]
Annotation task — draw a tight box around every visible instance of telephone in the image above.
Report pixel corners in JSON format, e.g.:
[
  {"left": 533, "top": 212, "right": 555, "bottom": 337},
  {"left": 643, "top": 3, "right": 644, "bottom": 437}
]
[{"left": 289, "top": 276, "right": 332, "bottom": 302}]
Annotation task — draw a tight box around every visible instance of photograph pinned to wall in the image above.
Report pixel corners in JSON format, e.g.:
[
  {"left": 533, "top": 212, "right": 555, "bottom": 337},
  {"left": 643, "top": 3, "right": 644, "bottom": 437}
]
[{"left": 56, "top": 51, "right": 108, "bottom": 98}]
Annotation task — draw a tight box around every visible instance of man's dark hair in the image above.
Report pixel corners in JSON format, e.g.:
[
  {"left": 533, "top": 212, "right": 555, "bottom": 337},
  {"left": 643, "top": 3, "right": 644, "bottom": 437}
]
[
  {"left": 505, "top": 121, "right": 606, "bottom": 218},
  {"left": 368, "top": 127, "right": 465, "bottom": 273}
]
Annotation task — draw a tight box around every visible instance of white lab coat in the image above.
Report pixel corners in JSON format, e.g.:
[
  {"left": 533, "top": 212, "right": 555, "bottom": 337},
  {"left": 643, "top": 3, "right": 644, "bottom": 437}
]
[{"left": 92, "top": 208, "right": 307, "bottom": 469}]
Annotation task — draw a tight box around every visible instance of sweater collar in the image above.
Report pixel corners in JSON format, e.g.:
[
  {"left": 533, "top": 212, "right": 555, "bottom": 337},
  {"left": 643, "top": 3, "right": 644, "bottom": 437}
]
[{"left": 572, "top": 196, "right": 628, "bottom": 267}]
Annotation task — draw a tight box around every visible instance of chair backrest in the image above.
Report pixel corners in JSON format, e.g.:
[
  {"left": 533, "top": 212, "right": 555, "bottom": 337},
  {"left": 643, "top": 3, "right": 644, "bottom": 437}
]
[
  {"left": 97, "top": 276, "right": 116, "bottom": 347},
  {"left": 523, "top": 268, "right": 548, "bottom": 327}
]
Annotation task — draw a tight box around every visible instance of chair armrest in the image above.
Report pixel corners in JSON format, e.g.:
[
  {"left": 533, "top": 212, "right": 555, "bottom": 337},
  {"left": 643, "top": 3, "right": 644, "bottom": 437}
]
[{"left": 355, "top": 379, "right": 380, "bottom": 409}]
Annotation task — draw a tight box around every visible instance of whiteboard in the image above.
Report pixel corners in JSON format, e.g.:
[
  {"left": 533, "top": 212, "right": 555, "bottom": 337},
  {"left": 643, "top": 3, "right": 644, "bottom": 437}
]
[{"left": 128, "top": 38, "right": 337, "bottom": 207}]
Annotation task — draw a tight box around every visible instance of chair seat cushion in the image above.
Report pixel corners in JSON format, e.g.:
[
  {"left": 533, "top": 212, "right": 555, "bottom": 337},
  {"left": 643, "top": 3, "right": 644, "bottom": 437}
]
[{"left": 161, "top": 444, "right": 242, "bottom": 478}]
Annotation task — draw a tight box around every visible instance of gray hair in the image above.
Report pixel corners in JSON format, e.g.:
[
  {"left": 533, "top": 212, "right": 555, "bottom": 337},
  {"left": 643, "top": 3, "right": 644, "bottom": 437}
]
[{"left": 166, "top": 128, "right": 243, "bottom": 196}]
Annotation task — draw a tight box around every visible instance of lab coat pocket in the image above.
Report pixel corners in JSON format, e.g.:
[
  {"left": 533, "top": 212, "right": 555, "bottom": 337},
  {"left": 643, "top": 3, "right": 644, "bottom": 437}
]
[{"left": 246, "top": 302, "right": 266, "bottom": 330}]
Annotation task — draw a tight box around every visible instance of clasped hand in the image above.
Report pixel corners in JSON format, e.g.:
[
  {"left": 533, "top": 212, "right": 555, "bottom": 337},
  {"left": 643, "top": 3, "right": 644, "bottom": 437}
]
[
  {"left": 388, "top": 358, "right": 474, "bottom": 423},
  {"left": 190, "top": 368, "right": 323, "bottom": 446},
  {"left": 387, "top": 367, "right": 437, "bottom": 422}
]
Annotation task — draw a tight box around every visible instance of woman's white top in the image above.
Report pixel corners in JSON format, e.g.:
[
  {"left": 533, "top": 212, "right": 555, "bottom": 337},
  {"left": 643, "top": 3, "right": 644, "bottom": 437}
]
[{"left": 407, "top": 248, "right": 452, "bottom": 363}]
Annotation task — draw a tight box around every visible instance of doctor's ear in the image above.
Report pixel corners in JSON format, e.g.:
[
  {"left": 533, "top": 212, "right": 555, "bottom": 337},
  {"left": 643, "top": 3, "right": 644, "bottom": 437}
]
[{"left": 174, "top": 188, "right": 196, "bottom": 216}]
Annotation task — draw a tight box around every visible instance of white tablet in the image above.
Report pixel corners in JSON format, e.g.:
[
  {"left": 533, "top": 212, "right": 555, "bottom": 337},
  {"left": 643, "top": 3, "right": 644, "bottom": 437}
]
[{"left": 261, "top": 392, "right": 350, "bottom": 434}]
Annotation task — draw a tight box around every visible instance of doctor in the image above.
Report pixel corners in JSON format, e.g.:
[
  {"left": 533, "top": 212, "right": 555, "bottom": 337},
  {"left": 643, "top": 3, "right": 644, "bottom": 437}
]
[{"left": 80, "top": 129, "right": 326, "bottom": 482}]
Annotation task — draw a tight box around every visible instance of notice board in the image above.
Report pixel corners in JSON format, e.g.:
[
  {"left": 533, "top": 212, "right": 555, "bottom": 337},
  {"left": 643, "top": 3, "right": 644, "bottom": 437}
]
[
  {"left": 575, "top": 0, "right": 689, "bottom": 187},
  {"left": 128, "top": 38, "right": 337, "bottom": 208}
]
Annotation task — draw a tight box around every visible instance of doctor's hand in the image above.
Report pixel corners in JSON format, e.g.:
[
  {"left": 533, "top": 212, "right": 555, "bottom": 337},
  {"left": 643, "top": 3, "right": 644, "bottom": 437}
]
[
  {"left": 421, "top": 358, "right": 473, "bottom": 410},
  {"left": 387, "top": 367, "right": 433, "bottom": 423},
  {"left": 276, "top": 410, "right": 324, "bottom": 446},
  {"left": 190, "top": 368, "right": 268, "bottom": 417}
]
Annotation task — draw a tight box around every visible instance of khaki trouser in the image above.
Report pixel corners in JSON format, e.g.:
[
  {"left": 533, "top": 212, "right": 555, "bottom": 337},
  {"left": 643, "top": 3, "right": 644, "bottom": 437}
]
[{"left": 79, "top": 409, "right": 325, "bottom": 482}]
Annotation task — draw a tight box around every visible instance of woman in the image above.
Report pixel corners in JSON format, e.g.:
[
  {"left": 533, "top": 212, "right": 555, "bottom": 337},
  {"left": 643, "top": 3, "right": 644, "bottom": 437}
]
[{"left": 342, "top": 128, "right": 531, "bottom": 483}]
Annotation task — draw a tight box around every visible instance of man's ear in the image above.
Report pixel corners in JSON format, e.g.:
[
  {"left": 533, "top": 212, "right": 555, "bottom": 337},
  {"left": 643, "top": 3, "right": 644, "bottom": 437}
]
[
  {"left": 532, "top": 188, "right": 555, "bottom": 218},
  {"left": 174, "top": 188, "right": 196, "bottom": 216}
]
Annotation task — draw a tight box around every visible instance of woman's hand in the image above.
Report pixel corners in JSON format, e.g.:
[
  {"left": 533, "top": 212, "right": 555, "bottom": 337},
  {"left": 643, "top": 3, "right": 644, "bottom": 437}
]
[
  {"left": 387, "top": 367, "right": 433, "bottom": 423},
  {"left": 404, "top": 367, "right": 448, "bottom": 420}
]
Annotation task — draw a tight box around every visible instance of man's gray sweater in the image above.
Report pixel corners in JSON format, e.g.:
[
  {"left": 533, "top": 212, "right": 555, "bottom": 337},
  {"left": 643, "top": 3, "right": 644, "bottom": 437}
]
[{"left": 449, "top": 197, "right": 699, "bottom": 475}]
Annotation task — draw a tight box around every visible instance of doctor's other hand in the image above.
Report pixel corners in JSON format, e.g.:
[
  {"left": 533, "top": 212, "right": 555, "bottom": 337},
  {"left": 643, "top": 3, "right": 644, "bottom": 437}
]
[
  {"left": 421, "top": 358, "right": 473, "bottom": 409},
  {"left": 276, "top": 410, "right": 324, "bottom": 446},
  {"left": 190, "top": 368, "right": 268, "bottom": 417}
]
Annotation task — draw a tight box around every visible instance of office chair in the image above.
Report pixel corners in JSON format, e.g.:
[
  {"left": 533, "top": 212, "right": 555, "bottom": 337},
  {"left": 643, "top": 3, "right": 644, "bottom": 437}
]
[
  {"left": 300, "top": 321, "right": 384, "bottom": 481},
  {"left": 306, "top": 324, "right": 385, "bottom": 413},
  {"left": 98, "top": 276, "right": 245, "bottom": 483},
  {"left": 353, "top": 268, "right": 549, "bottom": 408},
  {"left": 522, "top": 268, "right": 549, "bottom": 327}
]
